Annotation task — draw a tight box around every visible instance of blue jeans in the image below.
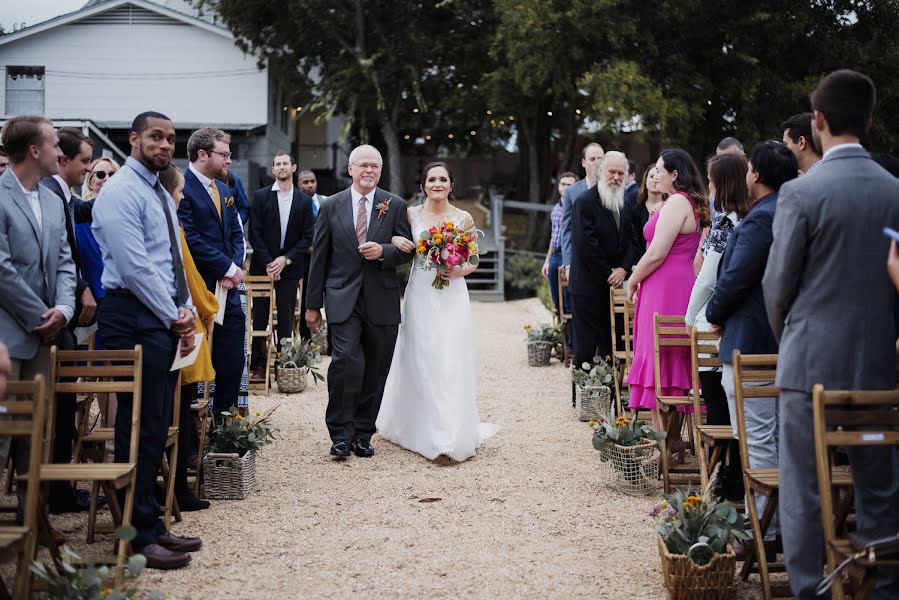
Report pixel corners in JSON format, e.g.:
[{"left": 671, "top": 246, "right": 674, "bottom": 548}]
[{"left": 547, "top": 252, "right": 570, "bottom": 317}]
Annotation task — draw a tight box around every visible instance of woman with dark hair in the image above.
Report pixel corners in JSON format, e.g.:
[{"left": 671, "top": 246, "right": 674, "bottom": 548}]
[
  {"left": 625, "top": 148, "right": 710, "bottom": 461},
  {"left": 685, "top": 153, "right": 750, "bottom": 427},
  {"left": 376, "top": 161, "right": 498, "bottom": 462},
  {"left": 632, "top": 164, "right": 664, "bottom": 258}
]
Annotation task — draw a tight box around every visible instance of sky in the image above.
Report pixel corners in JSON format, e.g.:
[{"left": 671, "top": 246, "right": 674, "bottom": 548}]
[{"left": 2, "top": 0, "right": 86, "bottom": 32}]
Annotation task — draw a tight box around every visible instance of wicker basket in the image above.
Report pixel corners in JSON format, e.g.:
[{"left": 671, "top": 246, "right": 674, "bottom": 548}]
[
  {"left": 276, "top": 365, "right": 307, "bottom": 394},
  {"left": 575, "top": 384, "right": 611, "bottom": 421},
  {"left": 202, "top": 451, "right": 257, "bottom": 500},
  {"left": 597, "top": 439, "right": 660, "bottom": 496},
  {"left": 657, "top": 536, "right": 736, "bottom": 600},
  {"left": 527, "top": 341, "right": 553, "bottom": 367}
]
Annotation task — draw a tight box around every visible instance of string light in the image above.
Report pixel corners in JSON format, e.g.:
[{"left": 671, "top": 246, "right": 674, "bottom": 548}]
[
  {"left": 470, "top": 130, "right": 476, "bottom": 136},
  {"left": 403, "top": 134, "right": 411, "bottom": 140},
  {"left": 547, "top": 111, "right": 553, "bottom": 116},
  {"left": 413, "top": 108, "right": 419, "bottom": 113},
  {"left": 509, "top": 116, "right": 515, "bottom": 121},
  {"left": 282, "top": 106, "right": 288, "bottom": 112},
  {"left": 499, "top": 120, "right": 505, "bottom": 125},
  {"left": 448, "top": 133, "right": 454, "bottom": 139},
  {"left": 486, "top": 110, "right": 492, "bottom": 115},
  {"left": 425, "top": 135, "right": 432, "bottom": 140},
  {"left": 296, "top": 106, "right": 303, "bottom": 111},
  {"left": 576, "top": 109, "right": 582, "bottom": 115}
]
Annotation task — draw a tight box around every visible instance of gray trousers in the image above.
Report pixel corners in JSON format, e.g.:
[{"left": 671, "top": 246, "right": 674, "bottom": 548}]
[
  {"left": 780, "top": 388, "right": 899, "bottom": 599},
  {"left": 722, "top": 363, "right": 779, "bottom": 540}
]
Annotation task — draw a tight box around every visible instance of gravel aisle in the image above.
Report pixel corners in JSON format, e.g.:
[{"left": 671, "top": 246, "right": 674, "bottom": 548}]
[{"left": 31, "top": 298, "right": 764, "bottom": 598}]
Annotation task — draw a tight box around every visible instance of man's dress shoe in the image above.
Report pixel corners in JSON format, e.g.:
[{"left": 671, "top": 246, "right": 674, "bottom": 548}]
[
  {"left": 353, "top": 439, "right": 374, "bottom": 458},
  {"left": 330, "top": 440, "right": 351, "bottom": 458},
  {"left": 157, "top": 531, "right": 203, "bottom": 553},
  {"left": 136, "top": 544, "right": 191, "bottom": 570}
]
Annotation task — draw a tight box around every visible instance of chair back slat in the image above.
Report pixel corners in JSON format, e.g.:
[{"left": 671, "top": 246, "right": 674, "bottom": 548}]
[
  {"left": 56, "top": 365, "right": 138, "bottom": 378},
  {"left": 731, "top": 352, "right": 780, "bottom": 472},
  {"left": 824, "top": 409, "right": 899, "bottom": 427}
]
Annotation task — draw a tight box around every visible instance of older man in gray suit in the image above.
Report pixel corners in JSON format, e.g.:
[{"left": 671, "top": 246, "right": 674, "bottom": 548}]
[
  {"left": 763, "top": 70, "right": 899, "bottom": 599},
  {"left": 0, "top": 115, "right": 76, "bottom": 515}
]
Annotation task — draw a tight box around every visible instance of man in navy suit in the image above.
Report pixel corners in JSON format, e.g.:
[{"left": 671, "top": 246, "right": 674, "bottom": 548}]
[
  {"left": 706, "top": 140, "right": 798, "bottom": 556},
  {"left": 178, "top": 128, "right": 245, "bottom": 415},
  {"left": 247, "top": 151, "right": 315, "bottom": 378}
]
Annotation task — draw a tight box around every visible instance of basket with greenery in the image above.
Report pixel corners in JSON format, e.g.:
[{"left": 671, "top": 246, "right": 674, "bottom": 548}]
[
  {"left": 524, "top": 323, "right": 563, "bottom": 366},
  {"left": 571, "top": 356, "right": 615, "bottom": 420},
  {"left": 591, "top": 415, "right": 665, "bottom": 495},
  {"left": 650, "top": 487, "right": 750, "bottom": 598},
  {"left": 204, "top": 406, "right": 279, "bottom": 499},
  {"left": 275, "top": 337, "right": 325, "bottom": 393}
]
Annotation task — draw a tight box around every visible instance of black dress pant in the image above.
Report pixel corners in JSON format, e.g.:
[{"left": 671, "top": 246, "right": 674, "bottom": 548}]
[
  {"left": 172, "top": 383, "right": 198, "bottom": 495},
  {"left": 212, "top": 300, "right": 246, "bottom": 415},
  {"left": 251, "top": 278, "right": 298, "bottom": 370},
  {"left": 98, "top": 294, "right": 178, "bottom": 548},
  {"left": 699, "top": 371, "right": 730, "bottom": 426},
  {"left": 325, "top": 291, "right": 398, "bottom": 443},
  {"left": 571, "top": 290, "right": 613, "bottom": 368}
]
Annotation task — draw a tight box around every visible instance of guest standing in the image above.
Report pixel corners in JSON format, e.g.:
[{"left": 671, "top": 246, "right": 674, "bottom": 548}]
[
  {"left": 781, "top": 112, "right": 822, "bottom": 175},
  {"left": 297, "top": 169, "right": 325, "bottom": 341},
  {"left": 626, "top": 149, "right": 708, "bottom": 459},
  {"left": 541, "top": 171, "right": 577, "bottom": 321},
  {"left": 91, "top": 111, "right": 201, "bottom": 569},
  {"left": 763, "top": 70, "right": 899, "bottom": 599},
  {"left": 629, "top": 164, "right": 664, "bottom": 260},
  {"left": 178, "top": 128, "right": 246, "bottom": 416},
  {"left": 247, "top": 150, "right": 315, "bottom": 380}
]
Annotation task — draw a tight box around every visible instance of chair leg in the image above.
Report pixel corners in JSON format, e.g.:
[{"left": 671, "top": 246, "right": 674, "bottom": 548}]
[
  {"left": 14, "top": 524, "right": 37, "bottom": 599},
  {"left": 86, "top": 480, "right": 101, "bottom": 543},
  {"left": 194, "top": 408, "right": 209, "bottom": 497},
  {"left": 4, "top": 455, "right": 12, "bottom": 495},
  {"left": 656, "top": 408, "right": 672, "bottom": 494},
  {"left": 115, "top": 478, "right": 137, "bottom": 587}
]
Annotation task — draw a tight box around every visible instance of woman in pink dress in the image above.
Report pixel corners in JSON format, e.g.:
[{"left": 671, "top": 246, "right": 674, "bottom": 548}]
[{"left": 625, "top": 148, "right": 710, "bottom": 460}]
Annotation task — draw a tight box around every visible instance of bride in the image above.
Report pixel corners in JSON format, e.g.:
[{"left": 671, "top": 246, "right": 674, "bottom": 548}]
[{"left": 375, "top": 162, "right": 498, "bottom": 461}]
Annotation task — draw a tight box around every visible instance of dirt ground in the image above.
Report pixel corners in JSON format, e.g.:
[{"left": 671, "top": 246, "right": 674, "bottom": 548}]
[{"left": 17, "top": 299, "right": 774, "bottom": 599}]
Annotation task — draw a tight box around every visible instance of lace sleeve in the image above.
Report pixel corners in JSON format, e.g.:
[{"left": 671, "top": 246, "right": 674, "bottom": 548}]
[{"left": 458, "top": 211, "right": 475, "bottom": 230}]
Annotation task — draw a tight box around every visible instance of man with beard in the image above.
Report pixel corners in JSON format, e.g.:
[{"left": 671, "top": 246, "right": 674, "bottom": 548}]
[
  {"left": 92, "top": 111, "right": 201, "bottom": 569},
  {"left": 178, "top": 127, "right": 246, "bottom": 416},
  {"left": 248, "top": 151, "right": 315, "bottom": 379},
  {"left": 569, "top": 151, "right": 639, "bottom": 371}
]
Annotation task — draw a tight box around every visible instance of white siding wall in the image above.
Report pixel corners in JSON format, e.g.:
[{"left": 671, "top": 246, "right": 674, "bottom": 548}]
[{"left": 0, "top": 18, "right": 268, "bottom": 127}]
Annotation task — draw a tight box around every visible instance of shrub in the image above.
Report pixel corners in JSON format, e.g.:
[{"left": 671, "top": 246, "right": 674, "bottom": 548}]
[{"left": 504, "top": 252, "right": 544, "bottom": 299}]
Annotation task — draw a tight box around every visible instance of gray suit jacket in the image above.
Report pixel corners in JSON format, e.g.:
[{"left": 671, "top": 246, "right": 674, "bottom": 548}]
[
  {"left": 561, "top": 177, "right": 590, "bottom": 266},
  {"left": 0, "top": 169, "right": 77, "bottom": 359},
  {"left": 763, "top": 145, "right": 899, "bottom": 392},
  {"left": 304, "top": 186, "right": 414, "bottom": 325}
]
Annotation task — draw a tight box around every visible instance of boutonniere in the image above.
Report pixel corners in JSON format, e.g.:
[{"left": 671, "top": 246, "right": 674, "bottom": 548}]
[
  {"left": 376, "top": 199, "right": 391, "bottom": 219},
  {"left": 224, "top": 195, "right": 235, "bottom": 208}
]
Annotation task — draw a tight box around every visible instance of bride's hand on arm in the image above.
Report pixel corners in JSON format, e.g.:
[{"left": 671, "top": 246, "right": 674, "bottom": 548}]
[{"left": 391, "top": 235, "right": 416, "bottom": 253}]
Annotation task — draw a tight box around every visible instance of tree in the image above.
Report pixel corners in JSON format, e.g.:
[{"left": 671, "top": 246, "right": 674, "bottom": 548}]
[{"left": 205, "top": 0, "right": 493, "bottom": 195}]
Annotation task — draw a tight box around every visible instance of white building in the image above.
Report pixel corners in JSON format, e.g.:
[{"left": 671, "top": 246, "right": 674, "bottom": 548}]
[{"left": 0, "top": 0, "right": 347, "bottom": 191}]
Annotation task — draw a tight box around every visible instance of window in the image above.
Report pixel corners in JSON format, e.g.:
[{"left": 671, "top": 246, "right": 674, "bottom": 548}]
[{"left": 5, "top": 66, "right": 45, "bottom": 115}]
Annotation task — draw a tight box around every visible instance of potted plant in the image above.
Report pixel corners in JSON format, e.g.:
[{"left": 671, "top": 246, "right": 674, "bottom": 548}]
[
  {"left": 591, "top": 414, "right": 665, "bottom": 495},
  {"left": 203, "top": 406, "right": 278, "bottom": 500},
  {"left": 571, "top": 356, "right": 615, "bottom": 420},
  {"left": 275, "top": 337, "right": 325, "bottom": 394},
  {"left": 524, "top": 323, "right": 562, "bottom": 367},
  {"left": 650, "top": 488, "right": 751, "bottom": 599}
]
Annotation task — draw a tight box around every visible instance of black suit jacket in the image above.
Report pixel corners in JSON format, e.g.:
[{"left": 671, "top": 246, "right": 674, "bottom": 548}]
[
  {"left": 305, "top": 187, "right": 414, "bottom": 325},
  {"left": 706, "top": 192, "right": 779, "bottom": 362},
  {"left": 247, "top": 186, "right": 315, "bottom": 280},
  {"left": 569, "top": 186, "right": 639, "bottom": 297},
  {"left": 40, "top": 176, "right": 91, "bottom": 324}
]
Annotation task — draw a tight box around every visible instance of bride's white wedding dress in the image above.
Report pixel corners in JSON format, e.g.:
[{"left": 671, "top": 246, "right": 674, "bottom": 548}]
[{"left": 376, "top": 206, "right": 498, "bottom": 461}]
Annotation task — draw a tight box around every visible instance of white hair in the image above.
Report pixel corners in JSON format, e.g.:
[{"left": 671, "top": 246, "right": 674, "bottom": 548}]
[
  {"left": 348, "top": 144, "right": 383, "bottom": 166},
  {"left": 600, "top": 151, "right": 629, "bottom": 176}
]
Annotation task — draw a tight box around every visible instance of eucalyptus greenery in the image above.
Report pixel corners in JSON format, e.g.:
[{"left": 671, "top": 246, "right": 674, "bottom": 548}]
[
  {"left": 207, "top": 406, "right": 279, "bottom": 457},
  {"left": 276, "top": 337, "right": 325, "bottom": 384},
  {"left": 591, "top": 415, "right": 665, "bottom": 452},
  {"left": 30, "top": 525, "right": 163, "bottom": 599},
  {"left": 650, "top": 487, "right": 751, "bottom": 565},
  {"left": 523, "top": 323, "right": 563, "bottom": 345},
  {"left": 571, "top": 355, "right": 615, "bottom": 388}
]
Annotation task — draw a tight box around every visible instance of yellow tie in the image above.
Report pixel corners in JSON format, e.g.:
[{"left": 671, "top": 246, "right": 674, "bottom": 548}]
[{"left": 209, "top": 181, "right": 222, "bottom": 220}]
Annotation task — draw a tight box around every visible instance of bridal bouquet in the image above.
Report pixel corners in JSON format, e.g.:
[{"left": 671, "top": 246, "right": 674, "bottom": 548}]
[{"left": 416, "top": 219, "right": 481, "bottom": 290}]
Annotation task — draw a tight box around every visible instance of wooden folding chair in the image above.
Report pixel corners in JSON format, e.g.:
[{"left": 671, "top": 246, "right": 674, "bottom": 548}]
[
  {"left": 245, "top": 275, "right": 275, "bottom": 395},
  {"left": 189, "top": 326, "right": 213, "bottom": 497},
  {"left": 651, "top": 313, "right": 700, "bottom": 493},
  {"left": 0, "top": 376, "right": 46, "bottom": 599},
  {"left": 293, "top": 278, "right": 305, "bottom": 338},
  {"left": 42, "top": 346, "right": 143, "bottom": 587},
  {"left": 689, "top": 328, "right": 734, "bottom": 488},
  {"left": 609, "top": 287, "right": 634, "bottom": 416},
  {"left": 812, "top": 386, "right": 899, "bottom": 600},
  {"left": 556, "top": 266, "right": 573, "bottom": 366}
]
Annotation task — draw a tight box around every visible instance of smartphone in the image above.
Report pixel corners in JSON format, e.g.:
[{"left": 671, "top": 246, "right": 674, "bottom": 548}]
[{"left": 884, "top": 227, "right": 899, "bottom": 243}]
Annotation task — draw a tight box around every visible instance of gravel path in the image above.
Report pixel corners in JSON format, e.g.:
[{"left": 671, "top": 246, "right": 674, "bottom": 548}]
[{"left": 27, "top": 298, "right": 768, "bottom": 598}]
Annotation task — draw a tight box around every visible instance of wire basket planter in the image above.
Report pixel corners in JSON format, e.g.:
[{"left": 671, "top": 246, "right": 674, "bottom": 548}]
[
  {"left": 657, "top": 536, "right": 736, "bottom": 600},
  {"left": 203, "top": 451, "right": 257, "bottom": 500},
  {"left": 597, "top": 439, "right": 660, "bottom": 496},
  {"left": 527, "top": 341, "right": 553, "bottom": 367},
  {"left": 575, "top": 384, "right": 611, "bottom": 421}
]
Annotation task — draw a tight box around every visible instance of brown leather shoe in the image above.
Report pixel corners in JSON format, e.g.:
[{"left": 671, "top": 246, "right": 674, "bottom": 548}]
[
  {"left": 136, "top": 544, "right": 191, "bottom": 570},
  {"left": 157, "top": 531, "right": 202, "bottom": 553},
  {"left": 38, "top": 526, "right": 66, "bottom": 548}
]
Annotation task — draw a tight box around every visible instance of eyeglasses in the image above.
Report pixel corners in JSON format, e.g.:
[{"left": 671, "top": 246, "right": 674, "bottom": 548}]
[
  {"left": 93, "top": 170, "right": 111, "bottom": 180},
  {"left": 353, "top": 162, "right": 381, "bottom": 171},
  {"left": 208, "top": 150, "right": 232, "bottom": 160}
]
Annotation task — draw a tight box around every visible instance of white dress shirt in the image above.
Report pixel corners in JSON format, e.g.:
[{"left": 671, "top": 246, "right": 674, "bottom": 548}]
[
  {"left": 188, "top": 163, "right": 239, "bottom": 278},
  {"left": 272, "top": 181, "right": 293, "bottom": 249},
  {"left": 10, "top": 168, "right": 73, "bottom": 323},
  {"left": 349, "top": 186, "right": 374, "bottom": 233}
]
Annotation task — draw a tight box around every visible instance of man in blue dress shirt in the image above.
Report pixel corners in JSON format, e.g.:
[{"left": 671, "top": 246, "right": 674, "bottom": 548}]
[{"left": 92, "top": 111, "right": 203, "bottom": 570}]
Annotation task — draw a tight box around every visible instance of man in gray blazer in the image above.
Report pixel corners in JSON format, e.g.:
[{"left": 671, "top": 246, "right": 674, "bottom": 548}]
[
  {"left": 305, "top": 145, "right": 414, "bottom": 458},
  {"left": 0, "top": 115, "right": 76, "bottom": 516},
  {"left": 763, "top": 70, "right": 899, "bottom": 599}
]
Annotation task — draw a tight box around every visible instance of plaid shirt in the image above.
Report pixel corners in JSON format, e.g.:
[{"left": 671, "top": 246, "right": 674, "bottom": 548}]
[{"left": 549, "top": 200, "right": 564, "bottom": 250}]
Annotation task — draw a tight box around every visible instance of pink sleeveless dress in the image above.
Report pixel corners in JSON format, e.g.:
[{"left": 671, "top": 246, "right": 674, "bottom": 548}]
[{"left": 626, "top": 193, "right": 701, "bottom": 410}]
